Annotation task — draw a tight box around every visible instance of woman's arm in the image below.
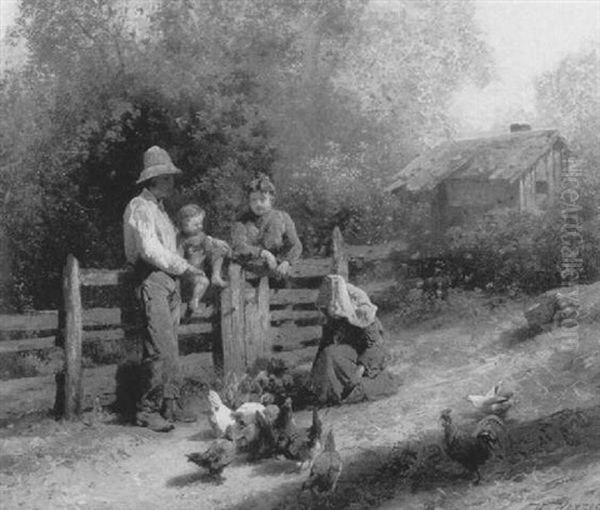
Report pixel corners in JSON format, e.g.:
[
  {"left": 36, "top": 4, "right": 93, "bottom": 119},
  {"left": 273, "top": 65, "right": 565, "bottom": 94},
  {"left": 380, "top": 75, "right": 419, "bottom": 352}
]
[
  {"left": 316, "top": 318, "right": 347, "bottom": 355},
  {"left": 231, "top": 221, "right": 262, "bottom": 258},
  {"left": 357, "top": 319, "right": 391, "bottom": 377}
]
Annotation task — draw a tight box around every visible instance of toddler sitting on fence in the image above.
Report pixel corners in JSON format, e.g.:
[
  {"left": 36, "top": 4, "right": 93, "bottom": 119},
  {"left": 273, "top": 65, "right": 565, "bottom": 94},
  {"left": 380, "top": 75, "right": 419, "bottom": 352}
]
[{"left": 177, "top": 204, "right": 231, "bottom": 314}]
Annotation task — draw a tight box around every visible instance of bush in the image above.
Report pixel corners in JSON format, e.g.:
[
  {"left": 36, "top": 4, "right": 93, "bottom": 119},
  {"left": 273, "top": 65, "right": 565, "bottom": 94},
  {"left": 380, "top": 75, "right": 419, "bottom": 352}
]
[
  {"left": 278, "top": 143, "right": 427, "bottom": 255},
  {"left": 444, "top": 208, "right": 600, "bottom": 295},
  {"left": 0, "top": 80, "right": 273, "bottom": 310},
  {"left": 376, "top": 283, "right": 449, "bottom": 325}
]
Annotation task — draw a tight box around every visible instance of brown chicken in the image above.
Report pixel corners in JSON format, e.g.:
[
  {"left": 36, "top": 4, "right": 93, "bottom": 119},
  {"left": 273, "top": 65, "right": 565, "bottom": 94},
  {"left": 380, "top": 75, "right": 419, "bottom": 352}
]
[
  {"left": 303, "top": 428, "right": 343, "bottom": 495},
  {"left": 274, "top": 398, "right": 322, "bottom": 469},
  {"left": 440, "top": 408, "right": 508, "bottom": 484},
  {"left": 273, "top": 396, "right": 297, "bottom": 444},
  {"left": 186, "top": 438, "right": 236, "bottom": 484},
  {"left": 247, "top": 410, "right": 278, "bottom": 461}
]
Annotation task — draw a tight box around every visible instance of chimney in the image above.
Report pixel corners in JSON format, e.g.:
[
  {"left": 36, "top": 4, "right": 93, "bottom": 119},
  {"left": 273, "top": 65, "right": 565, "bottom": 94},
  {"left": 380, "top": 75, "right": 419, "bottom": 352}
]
[{"left": 510, "top": 123, "right": 532, "bottom": 133}]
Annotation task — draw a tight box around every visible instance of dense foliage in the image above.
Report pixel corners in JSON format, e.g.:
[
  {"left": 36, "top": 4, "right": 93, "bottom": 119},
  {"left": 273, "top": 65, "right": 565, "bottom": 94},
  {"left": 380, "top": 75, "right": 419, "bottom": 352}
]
[
  {"left": 535, "top": 42, "right": 600, "bottom": 220},
  {"left": 445, "top": 208, "right": 600, "bottom": 294},
  {"left": 0, "top": 0, "right": 492, "bottom": 310}
]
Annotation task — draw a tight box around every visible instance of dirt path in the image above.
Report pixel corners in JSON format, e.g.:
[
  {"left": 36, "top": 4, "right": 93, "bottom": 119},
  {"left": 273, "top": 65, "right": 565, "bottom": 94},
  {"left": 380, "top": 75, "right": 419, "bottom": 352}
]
[{"left": 2, "top": 293, "right": 600, "bottom": 510}]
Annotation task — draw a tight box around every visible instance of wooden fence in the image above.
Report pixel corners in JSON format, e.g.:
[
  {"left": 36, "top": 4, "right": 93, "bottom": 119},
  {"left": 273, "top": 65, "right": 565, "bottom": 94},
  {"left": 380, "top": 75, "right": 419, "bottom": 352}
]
[{"left": 0, "top": 228, "right": 410, "bottom": 421}]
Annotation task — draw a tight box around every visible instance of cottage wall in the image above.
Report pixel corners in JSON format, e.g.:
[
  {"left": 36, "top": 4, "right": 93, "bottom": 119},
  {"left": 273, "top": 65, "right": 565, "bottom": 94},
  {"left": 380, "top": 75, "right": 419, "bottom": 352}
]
[
  {"left": 521, "top": 143, "right": 566, "bottom": 211},
  {"left": 520, "top": 168, "right": 536, "bottom": 211},
  {"left": 444, "top": 179, "right": 518, "bottom": 209},
  {"left": 432, "top": 179, "right": 519, "bottom": 230}
]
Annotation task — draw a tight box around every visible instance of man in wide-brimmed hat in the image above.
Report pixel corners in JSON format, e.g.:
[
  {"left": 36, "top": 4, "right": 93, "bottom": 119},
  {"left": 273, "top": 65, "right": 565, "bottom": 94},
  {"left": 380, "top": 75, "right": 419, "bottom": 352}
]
[{"left": 123, "top": 146, "right": 202, "bottom": 431}]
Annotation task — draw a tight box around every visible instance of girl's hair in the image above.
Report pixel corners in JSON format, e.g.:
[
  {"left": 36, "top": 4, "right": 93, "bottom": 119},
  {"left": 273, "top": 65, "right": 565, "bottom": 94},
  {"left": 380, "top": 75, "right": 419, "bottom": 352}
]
[
  {"left": 246, "top": 173, "right": 276, "bottom": 195},
  {"left": 177, "top": 203, "right": 205, "bottom": 225}
]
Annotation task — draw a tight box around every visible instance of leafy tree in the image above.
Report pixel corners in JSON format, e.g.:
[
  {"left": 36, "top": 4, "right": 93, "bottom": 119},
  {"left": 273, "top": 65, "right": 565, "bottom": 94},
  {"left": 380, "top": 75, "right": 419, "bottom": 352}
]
[
  {"left": 334, "top": 0, "right": 493, "bottom": 164},
  {"left": 535, "top": 42, "right": 600, "bottom": 219},
  {"left": 4, "top": 0, "right": 279, "bottom": 308},
  {"left": 1, "top": 0, "right": 493, "bottom": 309},
  {"left": 279, "top": 0, "right": 494, "bottom": 249}
]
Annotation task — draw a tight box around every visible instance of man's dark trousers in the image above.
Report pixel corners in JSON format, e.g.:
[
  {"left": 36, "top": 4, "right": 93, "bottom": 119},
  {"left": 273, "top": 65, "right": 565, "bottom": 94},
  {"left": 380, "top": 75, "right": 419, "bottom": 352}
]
[{"left": 135, "top": 269, "right": 181, "bottom": 417}]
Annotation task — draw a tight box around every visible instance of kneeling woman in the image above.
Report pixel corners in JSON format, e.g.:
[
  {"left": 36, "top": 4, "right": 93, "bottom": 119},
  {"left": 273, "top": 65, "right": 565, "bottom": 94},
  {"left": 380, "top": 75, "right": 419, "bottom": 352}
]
[{"left": 310, "top": 275, "right": 399, "bottom": 406}]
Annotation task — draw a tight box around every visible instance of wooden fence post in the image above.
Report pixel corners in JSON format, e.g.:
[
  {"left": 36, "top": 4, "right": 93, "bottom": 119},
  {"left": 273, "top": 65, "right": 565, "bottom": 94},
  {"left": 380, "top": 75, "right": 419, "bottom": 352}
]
[
  {"left": 63, "top": 254, "right": 83, "bottom": 419},
  {"left": 220, "top": 264, "right": 272, "bottom": 375},
  {"left": 244, "top": 275, "right": 271, "bottom": 366},
  {"left": 332, "top": 226, "right": 349, "bottom": 280},
  {"left": 220, "top": 263, "right": 246, "bottom": 375},
  {"left": 211, "top": 297, "right": 224, "bottom": 376},
  {"left": 256, "top": 276, "right": 271, "bottom": 358}
]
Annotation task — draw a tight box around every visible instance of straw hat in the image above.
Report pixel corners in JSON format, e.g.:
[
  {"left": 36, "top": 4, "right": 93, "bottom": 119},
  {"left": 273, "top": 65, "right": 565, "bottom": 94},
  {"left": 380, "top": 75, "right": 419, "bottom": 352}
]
[{"left": 136, "top": 146, "right": 182, "bottom": 185}]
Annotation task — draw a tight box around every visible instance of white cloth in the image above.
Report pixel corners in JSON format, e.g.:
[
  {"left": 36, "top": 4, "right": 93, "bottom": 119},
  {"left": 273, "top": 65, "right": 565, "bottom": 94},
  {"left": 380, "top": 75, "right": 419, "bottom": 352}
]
[
  {"left": 316, "top": 274, "right": 378, "bottom": 328},
  {"left": 123, "top": 188, "right": 192, "bottom": 276}
]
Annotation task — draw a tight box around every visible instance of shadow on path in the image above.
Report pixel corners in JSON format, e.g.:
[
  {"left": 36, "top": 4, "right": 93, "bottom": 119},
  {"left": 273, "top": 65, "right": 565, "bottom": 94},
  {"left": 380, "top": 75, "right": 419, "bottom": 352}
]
[{"left": 220, "top": 404, "right": 600, "bottom": 510}]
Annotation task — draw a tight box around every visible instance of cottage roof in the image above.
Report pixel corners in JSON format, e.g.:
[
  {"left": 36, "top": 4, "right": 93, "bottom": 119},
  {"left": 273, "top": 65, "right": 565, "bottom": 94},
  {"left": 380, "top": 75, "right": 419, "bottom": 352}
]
[{"left": 386, "top": 129, "right": 566, "bottom": 192}]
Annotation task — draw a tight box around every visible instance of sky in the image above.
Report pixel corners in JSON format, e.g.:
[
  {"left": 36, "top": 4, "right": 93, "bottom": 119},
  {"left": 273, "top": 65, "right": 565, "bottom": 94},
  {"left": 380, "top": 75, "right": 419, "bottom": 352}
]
[
  {"left": 0, "top": 0, "right": 18, "bottom": 37},
  {"left": 1, "top": 0, "right": 599, "bottom": 135},
  {"left": 450, "top": 0, "right": 600, "bottom": 136}
]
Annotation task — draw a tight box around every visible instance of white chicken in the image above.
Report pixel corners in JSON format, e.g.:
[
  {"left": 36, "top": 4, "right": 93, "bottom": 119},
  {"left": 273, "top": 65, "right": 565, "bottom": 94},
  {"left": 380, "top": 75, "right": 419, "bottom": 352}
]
[
  {"left": 231, "top": 401, "right": 266, "bottom": 445},
  {"left": 207, "top": 389, "right": 266, "bottom": 440},
  {"left": 208, "top": 389, "right": 237, "bottom": 438},
  {"left": 467, "top": 381, "right": 514, "bottom": 416}
]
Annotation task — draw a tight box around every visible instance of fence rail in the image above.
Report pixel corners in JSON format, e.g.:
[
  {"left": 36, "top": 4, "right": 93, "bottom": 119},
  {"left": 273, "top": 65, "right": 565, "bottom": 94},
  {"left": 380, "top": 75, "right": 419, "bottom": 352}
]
[{"left": 1, "top": 229, "right": 412, "bottom": 421}]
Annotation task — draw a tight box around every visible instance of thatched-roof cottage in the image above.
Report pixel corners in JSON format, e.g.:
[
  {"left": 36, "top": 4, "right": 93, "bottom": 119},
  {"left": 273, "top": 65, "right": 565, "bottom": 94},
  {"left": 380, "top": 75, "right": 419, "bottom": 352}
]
[{"left": 386, "top": 126, "right": 569, "bottom": 232}]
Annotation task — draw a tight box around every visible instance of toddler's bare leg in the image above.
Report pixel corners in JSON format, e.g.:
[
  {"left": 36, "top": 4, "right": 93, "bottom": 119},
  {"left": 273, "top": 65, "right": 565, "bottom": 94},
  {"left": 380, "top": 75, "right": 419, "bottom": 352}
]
[
  {"left": 189, "top": 274, "right": 210, "bottom": 314},
  {"left": 210, "top": 256, "right": 228, "bottom": 287}
]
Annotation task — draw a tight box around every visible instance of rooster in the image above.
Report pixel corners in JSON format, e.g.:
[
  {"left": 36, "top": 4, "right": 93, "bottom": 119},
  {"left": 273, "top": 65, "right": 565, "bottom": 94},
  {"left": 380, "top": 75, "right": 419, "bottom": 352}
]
[
  {"left": 207, "top": 390, "right": 236, "bottom": 439},
  {"left": 467, "top": 381, "right": 514, "bottom": 416},
  {"left": 186, "top": 438, "right": 236, "bottom": 484},
  {"left": 274, "top": 398, "right": 323, "bottom": 470},
  {"left": 440, "top": 408, "right": 508, "bottom": 484},
  {"left": 302, "top": 428, "right": 342, "bottom": 495}
]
